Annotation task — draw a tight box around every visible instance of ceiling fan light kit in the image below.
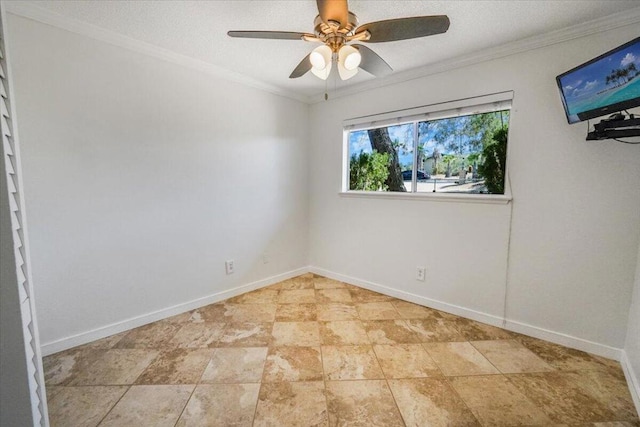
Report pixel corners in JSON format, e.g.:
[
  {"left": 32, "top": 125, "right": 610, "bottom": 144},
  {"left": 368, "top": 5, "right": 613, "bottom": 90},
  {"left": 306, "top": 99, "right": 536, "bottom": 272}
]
[
  {"left": 228, "top": 0, "right": 450, "bottom": 82},
  {"left": 340, "top": 45, "right": 361, "bottom": 71},
  {"left": 311, "top": 48, "right": 332, "bottom": 80},
  {"left": 310, "top": 45, "right": 332, "bottom": 69}
]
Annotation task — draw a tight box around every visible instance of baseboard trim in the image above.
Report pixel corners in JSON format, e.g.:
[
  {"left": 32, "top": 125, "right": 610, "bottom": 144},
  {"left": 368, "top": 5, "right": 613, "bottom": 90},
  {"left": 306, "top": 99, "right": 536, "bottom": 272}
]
[
  {"left": 43, "top": 265, "right": 625, "bottom": 363},
  {"left": 504, "top": 319, "right": 621, "bottom": 360},
  {"left": 621, "top": 350, "right": 640, "bottom": 415},
  {"left": 310, "top": 266, "right": 622, "bottom": 361},
  {"left": 41, "top": 267, "right": 309, "bottom": 356},
  {"left": 309, "top": 266, "right": 506, "bottom": 328}
]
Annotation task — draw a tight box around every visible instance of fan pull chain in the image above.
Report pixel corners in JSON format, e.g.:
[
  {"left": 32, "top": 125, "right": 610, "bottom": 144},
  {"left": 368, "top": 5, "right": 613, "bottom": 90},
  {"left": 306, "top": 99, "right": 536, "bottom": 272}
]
[{"left": 324, "top": 75, "right": 328, "bottom": 101}]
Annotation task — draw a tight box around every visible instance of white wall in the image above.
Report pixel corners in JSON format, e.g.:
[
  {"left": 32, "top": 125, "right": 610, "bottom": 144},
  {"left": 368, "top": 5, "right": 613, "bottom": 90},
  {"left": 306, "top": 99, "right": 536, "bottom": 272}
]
[
  {"left": 624, "top": 239, "right": 640, "bottom": 406},
  {"left": 309, "top": 24, "right": 640, "bottom": 352},
  {"left": 7, "top": 11, "right": 640, "bottom": 359},
  {"left": 8, "top": 14, "right": 309, "bottom": 349}
]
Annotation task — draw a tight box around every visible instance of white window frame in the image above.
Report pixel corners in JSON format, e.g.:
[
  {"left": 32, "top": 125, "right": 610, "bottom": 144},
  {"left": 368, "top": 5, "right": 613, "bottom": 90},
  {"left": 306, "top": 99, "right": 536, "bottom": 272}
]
[{"left": 341, "top": 91, "right": 514, "bottom": 204}]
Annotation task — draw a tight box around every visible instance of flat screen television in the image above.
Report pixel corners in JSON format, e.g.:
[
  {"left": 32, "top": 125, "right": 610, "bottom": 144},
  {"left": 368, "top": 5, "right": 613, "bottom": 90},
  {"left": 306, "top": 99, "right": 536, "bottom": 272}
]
[{"left": 556, "top": 37, "right": 640, "bottom": 124}]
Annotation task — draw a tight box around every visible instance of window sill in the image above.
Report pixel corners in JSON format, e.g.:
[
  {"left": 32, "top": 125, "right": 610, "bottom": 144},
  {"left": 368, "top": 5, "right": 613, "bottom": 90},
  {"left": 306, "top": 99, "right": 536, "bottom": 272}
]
[{"left": 339, "top": 191, "right": 512, "bottom": 204}]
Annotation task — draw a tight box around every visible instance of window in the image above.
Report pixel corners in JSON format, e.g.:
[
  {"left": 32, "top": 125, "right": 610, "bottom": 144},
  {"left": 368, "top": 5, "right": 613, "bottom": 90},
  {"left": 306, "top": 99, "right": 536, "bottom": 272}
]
[{"left": 344, "top": 93, "right": 512, "bottom": 196}]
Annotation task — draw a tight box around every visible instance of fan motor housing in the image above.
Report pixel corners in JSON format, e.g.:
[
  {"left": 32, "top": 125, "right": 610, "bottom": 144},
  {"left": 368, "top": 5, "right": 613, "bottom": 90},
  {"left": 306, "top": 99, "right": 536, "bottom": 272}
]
[{"left": 314, "top": 12, "right": 359, "bottom": 51}]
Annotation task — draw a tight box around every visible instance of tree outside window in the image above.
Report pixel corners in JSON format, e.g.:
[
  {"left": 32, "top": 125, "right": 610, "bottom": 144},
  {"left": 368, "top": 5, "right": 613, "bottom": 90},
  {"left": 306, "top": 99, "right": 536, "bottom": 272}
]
[{"left": 347, "top": 110, "right": 510, "bottom": 194}]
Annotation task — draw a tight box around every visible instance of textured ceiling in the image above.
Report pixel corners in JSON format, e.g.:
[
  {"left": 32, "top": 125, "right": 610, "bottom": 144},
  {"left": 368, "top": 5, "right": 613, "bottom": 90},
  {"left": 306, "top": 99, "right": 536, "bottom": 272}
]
[{"left": 12, "top": 1, "right": 640, "bottom": 99}]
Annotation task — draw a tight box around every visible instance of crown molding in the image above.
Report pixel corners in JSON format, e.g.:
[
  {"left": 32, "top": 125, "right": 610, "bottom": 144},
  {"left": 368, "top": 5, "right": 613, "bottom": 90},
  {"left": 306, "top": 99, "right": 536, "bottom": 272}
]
[
  {"left": 3, "top": 1, "right": 310, "bottom": 104},
  {"left": 307, "top": 6, "right": 640, "bottom": 104},
  {"left": 5, "top": 2, "right": 640, "bottom": 105}
]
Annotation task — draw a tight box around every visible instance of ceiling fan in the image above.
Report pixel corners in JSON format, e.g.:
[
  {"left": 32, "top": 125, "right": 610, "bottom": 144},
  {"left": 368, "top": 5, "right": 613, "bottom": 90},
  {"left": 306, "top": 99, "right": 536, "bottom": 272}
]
[{"left": 228, "top": 0, "right": 450, "bottom": 81}]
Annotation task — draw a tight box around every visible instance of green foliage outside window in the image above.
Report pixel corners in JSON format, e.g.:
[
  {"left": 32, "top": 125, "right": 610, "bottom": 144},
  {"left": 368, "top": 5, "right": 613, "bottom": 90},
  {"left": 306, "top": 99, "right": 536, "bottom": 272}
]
[
  {"left": 347, "top": 107, "right": 510, "bottom": 194},
  {"left": 349, "top": 151, "right": 390, "bottom": 191},
  {"left": 478, "top": 127, "right": 508, "bottom": 194}
]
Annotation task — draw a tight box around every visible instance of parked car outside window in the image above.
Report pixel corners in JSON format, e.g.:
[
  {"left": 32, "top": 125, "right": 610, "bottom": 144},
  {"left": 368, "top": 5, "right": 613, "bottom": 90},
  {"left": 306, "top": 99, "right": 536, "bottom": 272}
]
[{"left": 402, "top": 170, "right": 430, "bottom": 181}]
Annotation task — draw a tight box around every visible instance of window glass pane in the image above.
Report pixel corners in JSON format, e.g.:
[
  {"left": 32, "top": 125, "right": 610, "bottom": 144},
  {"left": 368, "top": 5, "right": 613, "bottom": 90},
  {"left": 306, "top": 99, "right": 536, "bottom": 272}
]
[
  {"left": 417, "top": 110, "right": 510, "bottom": 194},
  {"left": 348, "top": 123, "right": 414, "bottom": 192}
]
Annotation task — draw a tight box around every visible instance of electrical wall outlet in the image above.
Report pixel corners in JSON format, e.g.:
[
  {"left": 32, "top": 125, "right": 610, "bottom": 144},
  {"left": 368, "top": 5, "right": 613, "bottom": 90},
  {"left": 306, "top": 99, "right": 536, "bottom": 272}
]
[
  {"left": 225, "top": 260, "right": 234, "bottom": 275},
  {"left": 416, "top": 266, "right": 426, "bottom": 281},
  {"left": 262, "top": 253, "right": 269, "bottom": 264}
]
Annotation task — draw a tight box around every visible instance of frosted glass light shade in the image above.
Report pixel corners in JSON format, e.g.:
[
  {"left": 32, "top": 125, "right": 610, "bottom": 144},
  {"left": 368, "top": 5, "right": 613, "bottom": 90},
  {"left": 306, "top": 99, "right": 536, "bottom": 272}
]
[
  {"left": 311, "top": 61, "right": 332, "bottom": 80},
  {"left": 310, "top": 45, "right": 332, "bottom": 70},
  {"left": 339, "top": 45, "right": 361, "bottom": 70},
  {"left": 338, "top": 60, "right": 358, "bottom": 80}
]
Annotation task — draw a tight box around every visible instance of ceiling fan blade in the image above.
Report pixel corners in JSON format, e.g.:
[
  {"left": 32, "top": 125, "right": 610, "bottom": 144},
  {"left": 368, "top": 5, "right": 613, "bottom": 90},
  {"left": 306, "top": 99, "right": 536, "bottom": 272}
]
[
  {"left": 227, "top": 31, "right": 310, "bottom": 40},
  {"left": 316, "top": 0, "right": 349, "bottom": 28},
  {"left": 356, "top": 15, "right": 450, "bottom": 43},
  {"left": 353, "top": 44, "right": 392, "bottom": 77},
  {"left": 289, "top": 54, "right": 313, "bottom": 78}
]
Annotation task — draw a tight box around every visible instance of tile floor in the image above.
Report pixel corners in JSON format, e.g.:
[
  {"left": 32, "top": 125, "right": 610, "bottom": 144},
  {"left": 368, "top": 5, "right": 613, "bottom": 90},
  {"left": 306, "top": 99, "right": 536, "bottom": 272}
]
[{"left": 43, "top": 273, "right": 639, "bottom": 426}]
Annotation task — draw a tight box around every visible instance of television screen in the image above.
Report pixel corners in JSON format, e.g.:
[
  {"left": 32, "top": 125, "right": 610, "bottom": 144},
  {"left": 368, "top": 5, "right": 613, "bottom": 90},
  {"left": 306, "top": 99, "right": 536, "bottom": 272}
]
[{"left": 556, "top": 37, "right": 640, "bottom": 124}]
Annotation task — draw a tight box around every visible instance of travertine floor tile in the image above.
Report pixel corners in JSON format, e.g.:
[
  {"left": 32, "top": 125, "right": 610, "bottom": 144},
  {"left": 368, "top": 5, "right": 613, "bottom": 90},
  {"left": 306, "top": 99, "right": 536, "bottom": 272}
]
[
  {"left": 320, "top": 321, "right": 370, "bottom": 345},
  {"left": 516, "top": 335, "right": 617, "bottom": 371},
  {"left": 316, "top": 303, "right": 358, "bottom": 321},
  {"left": 576, "top": 369, "right": 640, "bottom": 422},
  {"left": 168, "top": 322, "right": 225, "bottom": 348},
  {"left": 321, "top": 345, "right": 384, "bottom": 380},
  {"left": 590, "top": 355, "right": 628, "bottom": 378},
  {"left": 356, "top": 302, "right": 400, "bottom": 320},
  {"left": 271, "top": 321, "right": 321, "bottom": 346},
  {"left": 471, "top": 339, "right": 555, "bottom": 373},
  {"left": 217, "top": 322, "right": 273, "bottom": 347},
  {"left": 176, "top": 383, "right": 260, "bottom": 427},
  {"left": 363, "top": 319, "right": 422, "bottom": 344},
  {"left": 326, "top": 380, "right": 404, "bottom": 427},
  {"left": 223, "top": 303, "right": 277, "bottom": 323},
  {"left": 275, "top": 303, "right": 317, "bottom": 321},
  {"left": 254, "top": 381, "right": 327, "bottom": 427},
  {"left": 349, "top": 288, "right": 393, "bottom": 302},
  {"left": 278, "top": 289, "right": 316, "bottom": 304},
  {"left": 185, "top": 310, "right": 206, "bottom": 323},
  {"left": 74, "top": 331, "right": 129, "bottom": 351},
  {"left": 263, "top": 346, "right": 323, "bottom": 382},
  {"left": 192, "top": 303, "right": 228, "bottom": 322},
  {"left": 201, "top": 347, "right": 268, "bottom": 383},
  {"left": 196, "top": 303, "right": 277, "bottom": 323},
  {"left": 70, "top": 349, "right": 158, "bottom": 385},
  {"left": 45, "top": 385, "right": 63, "bottom": 402},
  {"left": 512, "top": 370, "right": 640, "bottom": 424},
  {"left": 316, "top": 289, "right": 352, "bottom": 303},
  {"left": 114, "top": 321, "right": 182, "bottom": 349},
  {"left": 374, "top": 344, "right": 441, "bottom": 378},
  {"left": 99, "top": 385, "right": 193, "bottom": 427},
  {"left": 313, "top": 277, "right": 347, "bottom": 289},
  {"left": 163, "top": 311, "right": 196, "bottom": 324},
  {"left": 280, "top": 276, "right": 314, "bottom": 290},
  {"left": 227, "top": 288, "right": 279, "bottom": 304},
  {"left": 507, "top": 371, "right": 619, "bottom": 424},
  {"left": 43, "top": 274, "right": 638, "bottom": 427},
  {"left": 454, "top": 317, "right": 515, "bottom": 340},
  {"left": 47, "top": 386, "right": 127, "bottom": 427},
  {"left": 43, "top": 348, "right": 103, "bottom": 386},
  {"left": 592, "top": 422, "right": 640, "bottom": 426},
  {"left": 135, "top": 348, "right": 212, "bottom": 384},
  {"left": 450, "top": 375, "right": 553, "bottom": 425},
  {"left": 388, "top": 378, "right": 480, "bottom": 426},
  {"left": 405, "top": 318, "right": 466, "bottom": 342},
  {"left": 392, "top": 300, "right": 447, "bottom": 319},
  {"left": 423, "top": 342, "right": 499, "bottom": 376}
]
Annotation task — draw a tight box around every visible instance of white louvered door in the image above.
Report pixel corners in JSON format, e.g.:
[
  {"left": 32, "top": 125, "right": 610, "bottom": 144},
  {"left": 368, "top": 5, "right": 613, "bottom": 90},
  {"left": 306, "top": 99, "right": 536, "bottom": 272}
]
[{"left": 0, "top": 4, "right": 49, "bottom": 426}]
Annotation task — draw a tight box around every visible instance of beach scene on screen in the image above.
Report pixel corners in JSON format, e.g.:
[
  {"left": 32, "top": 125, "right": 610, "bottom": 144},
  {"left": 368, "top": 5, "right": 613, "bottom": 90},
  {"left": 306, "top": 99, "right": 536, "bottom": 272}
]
[{"left": 560, "top": 39, "right": 640, "bottom": 121}]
